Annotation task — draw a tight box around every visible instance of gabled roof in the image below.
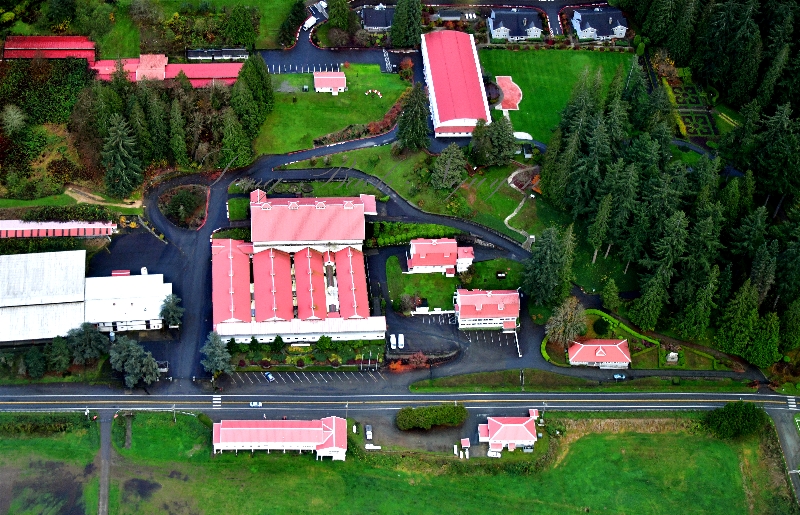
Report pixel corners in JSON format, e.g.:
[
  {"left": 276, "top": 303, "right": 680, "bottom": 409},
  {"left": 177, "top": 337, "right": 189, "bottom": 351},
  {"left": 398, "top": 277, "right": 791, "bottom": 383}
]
[
  {"left": 455, "top": 289, "right": 520, "bottom": 319},
  {"left": 293, "top": 247, "right": 328, "bottom": 321},
  {"left": 408, "top": 238, "right": 458, "bottom": 268},
  {"left": 487, "top": 416, "right": 538, "bottom": 443},
  {"left": 568, "top": 339, "right": 631, "bottom": 363},
  {"left": 362, "top": 7, "right": 395, "bottom": 28},
  {"left": 165, "top": 63, "right": 243, "bottom": 87},
  {"left": 314, "top": 71, "right": 347, "bottom": 89},
  {"left": 491, "top": 9, "right": 543, "bottom": 38},
  {"left": 334, "top": 247, "right": 370, "bottom": 319},
  {"left": 211, "top": 239, "right": 252, "bottom": 327},
  {"left": 3, "top": 36, "right": 96, "bottom": 60},
  {"left": 253, "top": 249, "right": 293, "bottom": 322},
  {"left": 0, "top": 220, "right": 115, "bottom": 238},
  {"left": 573, "top": 7, "right": 627, "bottom": 37},
  {"left": 249, "top": 190, "right": 376, "bottom": 244},
  {"left": 212, "top": 417, "right": 347, "bottom": 452},
  {"left": 0, "top": 250, "right": 86, "bottom": 307}
]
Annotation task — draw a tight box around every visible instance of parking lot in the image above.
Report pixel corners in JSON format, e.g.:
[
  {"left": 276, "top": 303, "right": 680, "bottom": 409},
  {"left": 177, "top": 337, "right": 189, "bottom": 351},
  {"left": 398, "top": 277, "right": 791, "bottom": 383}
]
[{"left": 226, "top": 369, "right": 388, "bottom": 387}]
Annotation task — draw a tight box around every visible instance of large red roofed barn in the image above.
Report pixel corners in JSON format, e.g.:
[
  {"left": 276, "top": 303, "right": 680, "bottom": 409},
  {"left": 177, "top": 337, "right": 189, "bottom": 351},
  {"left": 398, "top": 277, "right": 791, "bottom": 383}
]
[
  {"left": 421, "top": 31, "right": 492, "bottom": 137},
  {"left": 2, "top": 36, "right": 96, "bottom": 61},
  {"left": 211, "top": 190, "right": 386, "bottom": 344},
  {"left": 213, "top": 416, "right": 347, "bottom": 461}
]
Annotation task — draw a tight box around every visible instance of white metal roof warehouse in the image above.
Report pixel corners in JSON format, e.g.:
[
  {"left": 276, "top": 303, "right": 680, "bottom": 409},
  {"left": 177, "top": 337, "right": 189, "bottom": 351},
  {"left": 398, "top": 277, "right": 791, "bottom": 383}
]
[{"left": 0, "top": 250, "right": 87, "bottom": 342}]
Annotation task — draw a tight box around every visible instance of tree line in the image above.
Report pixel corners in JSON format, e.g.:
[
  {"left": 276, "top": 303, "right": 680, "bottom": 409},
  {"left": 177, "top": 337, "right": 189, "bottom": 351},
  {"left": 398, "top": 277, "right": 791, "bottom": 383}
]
[{"left": 527, "top": 57, "right": 799, "bottom": 367}]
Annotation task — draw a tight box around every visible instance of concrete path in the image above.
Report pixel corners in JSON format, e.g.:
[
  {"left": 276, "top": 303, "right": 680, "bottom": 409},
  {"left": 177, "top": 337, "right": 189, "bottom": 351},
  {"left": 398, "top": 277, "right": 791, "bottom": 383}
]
[{"left": 97, "top": 412, "right": 113, "bottom": 515}]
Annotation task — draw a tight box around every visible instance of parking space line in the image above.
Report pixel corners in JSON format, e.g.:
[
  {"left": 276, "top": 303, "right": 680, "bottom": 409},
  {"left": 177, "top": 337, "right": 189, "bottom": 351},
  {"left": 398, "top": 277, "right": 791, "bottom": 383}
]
[
  {"left": 286, "top": 373, "right": 295, "bottom": 383},
  {"left": 246, "top": 373, "right": 254, "bottom": 384},
  {"left": 378, "top": 371, "right": 387, "bottom": 381},
  {"left": 326, "top": 372, "right": 334, "bottom": 381},
  {"left": 311, "top": 373, "right": 320, "bottom": 383},
  {"left": 254, "top": 373, "right": 262, "bottom": 383},
  {"left": 368, "top": 371, "right": 378, "bottom": 382},
  {"left": 292, "top": 372, "right": 301, "bottom": 382},
  {"left": 301, "top": 372, "right": 311, "bottom": 383},
  {"left": 278, "top": 373, "right": 287, "bottom": 383},
  {"left": 350, "top": 372, "right": 360, "bottom": 382}
]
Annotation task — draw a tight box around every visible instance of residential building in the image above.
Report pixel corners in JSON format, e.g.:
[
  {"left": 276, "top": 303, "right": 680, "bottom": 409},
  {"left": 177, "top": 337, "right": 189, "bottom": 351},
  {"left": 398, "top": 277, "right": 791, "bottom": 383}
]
[
  {"left": 405, "top": 238, "right": 474, "bottom": 276},
  {"left": 213, "top": 416, "right": 347, "bottom": 460},
  {"left": 0, "top": 220, "right": 116, "bottom": 238},
  {"left": 478, "top": 409, "right": 539, "bottom": 453},
  {"left": 313, "top": 71, "right": 347, "bottom": 95},
  {"left": 488, "top": 10, "right": 543, "bottom": 41},
  {"left": 421, "top": 31, "right": 492, "bottom": 137},
  {"left": 2, "top": 35, "right": 96, "bottom": 60},
  {"left": 84, "top": 271, "right": 173, "bottom": 332},
  {"left": 570, "top": 7, "right": 628, "bottom": 41},
  {"left": 453, "top": 289, "right": 520, "bottom": 331},
  {"left": 361, "top": 4, "right": 395, "bottom": 32},
  {"left": 568, "top": 339, "right": 631, "bottom": 369},
  {"left": 211, "top": 191, "right": 386, "bottom": 344}
]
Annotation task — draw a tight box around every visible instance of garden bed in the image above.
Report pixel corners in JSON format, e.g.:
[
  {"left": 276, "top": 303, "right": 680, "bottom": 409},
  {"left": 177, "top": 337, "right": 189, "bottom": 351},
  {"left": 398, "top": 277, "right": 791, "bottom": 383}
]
[{"left": 158, "top": 185, "right": 207, "bottom": 229}]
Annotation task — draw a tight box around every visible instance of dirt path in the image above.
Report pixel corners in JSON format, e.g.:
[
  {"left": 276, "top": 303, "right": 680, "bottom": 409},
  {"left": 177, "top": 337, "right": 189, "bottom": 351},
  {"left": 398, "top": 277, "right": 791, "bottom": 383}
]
[
  {"left": 98, "top": 413, "right": 113, "bottom": 515},
  {"left": 65, "top": 186, "right": 142, "bottom": 209}
]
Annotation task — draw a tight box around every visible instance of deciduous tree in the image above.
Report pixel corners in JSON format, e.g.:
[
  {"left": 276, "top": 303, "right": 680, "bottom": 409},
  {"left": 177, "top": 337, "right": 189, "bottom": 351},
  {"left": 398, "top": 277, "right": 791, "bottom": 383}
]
[
  {"left": 1, "top": 104, "right": 27, "bottom": 135},
  {"left": 159, "top": 294, "right": 185, "bottom": 327},
  {"left": 201, "top": 331, "right": 233, "bottom": 379},
  {"left": 431, "top": 143, "right": 466, "bottom": 190},
  {"left": 109, "top": 336, "right": 159, "bottom": 389},
  {"left": 66, "top": 323, "right": 109, "bottom": 366},
  {"left": 545, "top": 297, "right": 586, "bottom": 350}
]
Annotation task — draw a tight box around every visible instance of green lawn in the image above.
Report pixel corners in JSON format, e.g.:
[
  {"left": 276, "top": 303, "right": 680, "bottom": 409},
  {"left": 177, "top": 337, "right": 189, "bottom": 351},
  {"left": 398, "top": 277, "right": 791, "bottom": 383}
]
[
  {"left": 105, "top": 411, "right": 794, "bottom": 515},
  {"left": 386, "top": 255, "right": 458, "bottom": 310},
  {"left": 479, "top": 49, "right": 632, "bottom": 143},
  {"left": 254, "top": 65, "right": 409, "bottom": 154},
  {"left": 227, "top": 197, "right": 250, "bottom": 221},
  {"left": 671, "top": 144, "right": 704, "bottom": 166},
  {"left": 0, "top": 194, "right": 77, "bottom": 208},
  {"left": 468, "top": 258, "right": 524, "bottom": 290},
  {"left": 632, "top": 347, "right": 659, "bottom": 369},
  {"left": 96, "top": 0, "right": 141, "bottom": 58}
]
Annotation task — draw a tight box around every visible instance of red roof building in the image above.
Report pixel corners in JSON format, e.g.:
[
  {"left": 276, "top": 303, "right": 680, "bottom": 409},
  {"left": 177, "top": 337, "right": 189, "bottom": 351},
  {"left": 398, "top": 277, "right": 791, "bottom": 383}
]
[
  {"left": 420, "top": 31, "right": 491, "bottom": 137},
  {"left": 314, "top": 71, "right": 347, "bottom": 95},
  {"left": 212, "top": 416, "right": 347, "bottom": 461},
  {"left": 165, "top": 63, "right": 242, "bottom": 87},
  {"left": 252, "top": 248, "right": 293, "bottom": 322},
  {"left": 406, "top": 238, "right": 474, "bottom": 277},
  {"left": 211, "top": 239, "right": 253, "bottom": 327},
  {"left": 568, "top": 339, "right": 631, "bottom": 369},
  {"left": 478, "top": 409, "right": 539, "bottom": 453},
  {"left": 3, "top": 36, "right": 96, "bottom": 61},
  {"left": 0, "top": 220, "right": 116, "bottom": 238},
  {"left": 91, "top": 54, "right": 240, "bottom": 87},
  {"left": 454, "top": 289, "right": 520, "bottom": 331}
]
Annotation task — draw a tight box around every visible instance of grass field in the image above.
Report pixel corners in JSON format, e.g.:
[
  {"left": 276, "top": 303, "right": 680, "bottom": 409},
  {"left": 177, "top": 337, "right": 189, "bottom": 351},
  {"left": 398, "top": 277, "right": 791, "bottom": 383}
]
[
  {"left": 410, "top": 368, "right": 754, "bottom": 393},
  {"left": 0, "top": 194, "right": 77, "bottom": 208},
  {"left": 469, "top": 258, "right": 524, "bottom": 290},
  {"left": 254, "top": 65, "right": 409, "bottom": 154},
  {"left": 479, "top": 49, "right": 632, "bottom": 143},
  {"left": 227, "top": 197, "right": 250, "bottom": 221},
  {"left": 96, "top": 0, "right": 141, "bottom": 58},
  {"left": 386, "top": 255, "right": 458, "bottom": 309},
  {"left": 104, "top": 411, "right": 795, "bottom": 515}
]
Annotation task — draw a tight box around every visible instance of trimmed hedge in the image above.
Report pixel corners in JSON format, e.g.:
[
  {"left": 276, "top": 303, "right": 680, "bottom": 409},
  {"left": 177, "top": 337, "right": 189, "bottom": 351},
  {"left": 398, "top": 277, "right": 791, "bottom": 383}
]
[
  {"left": 540, "top": 335, "right": 570, "bottom": 367},
  {"left": 370, "top": 221, "right": 460, "bottom": 248},
  {"left": 0, "top": 237, "right": 83, "bottom": 255},
  {"left": 212, "top": 228, "right": 252, "bottom": 241},
  {"left": 197, "top": 413, "right": 214, "bottom": 429},
  {"left": 396, "top": 404, "right": 468, "bottom": 430},
  {"left": 22, "top": 205, "right": 114, "bottom": 222},
  {"left": 583, "top": 309, "right": 660, "bottom": 346}
]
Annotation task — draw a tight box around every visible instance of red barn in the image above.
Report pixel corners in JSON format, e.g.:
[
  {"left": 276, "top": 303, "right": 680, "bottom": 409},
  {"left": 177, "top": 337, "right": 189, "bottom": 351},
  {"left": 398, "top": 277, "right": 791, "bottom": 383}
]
[{"left": 2, "top": 36, "right": 96, "bottom": 61}]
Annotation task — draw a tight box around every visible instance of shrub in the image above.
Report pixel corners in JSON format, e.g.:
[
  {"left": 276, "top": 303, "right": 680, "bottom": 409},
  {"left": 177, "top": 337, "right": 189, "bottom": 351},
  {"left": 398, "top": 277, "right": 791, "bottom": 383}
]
[
  {"left": 395, "top": 404, "right": 468, "bottom": 430},
  {"left": 593, "top": 318, "right": 610, "bottom": 336},
  {"left": 705, "top": 401, "right": 767, "bottom": 439},
  {"left": 198, "top": 413, "right": 214, "bottom": 428},
  {"left": 22, "top": 205, "right": 114, "bottom": 222}
]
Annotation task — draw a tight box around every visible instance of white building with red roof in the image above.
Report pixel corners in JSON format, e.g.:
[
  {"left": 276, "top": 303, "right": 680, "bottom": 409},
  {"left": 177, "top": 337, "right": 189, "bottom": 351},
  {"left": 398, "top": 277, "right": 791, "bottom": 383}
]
[
  {"left": 453, "top": 289, "right": 520, "bottom": 331},
  {"left": 211, "top": 191, "right": 386, "bottom": 343},
  {"left": 478, "top": 409, "right": 539, "bottom": 453},
  {"left": 213, "top": 416, "right": 347, "bottom": 461},
  {"left": 568, "top": 339, "right": 631, "bottom": 369},
  {"left": 90, "top": 53, "right": 242, "bottom": 88},
  {"left": 421, "top": 30, "right": 492, "bottom": 137},
  {"left": 314, "top": 71, "right": 347, "bottom": 95},
  {"left": 405, "top": 238, "right": 473, "bottom": 277}
]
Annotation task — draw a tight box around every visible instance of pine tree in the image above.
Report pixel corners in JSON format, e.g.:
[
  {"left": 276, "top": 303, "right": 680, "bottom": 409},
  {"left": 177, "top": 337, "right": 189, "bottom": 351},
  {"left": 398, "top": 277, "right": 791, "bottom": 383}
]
[
  {"left": 781, "top": 299, "right": 800, "bottom": 352},
  {"left": 567, "top": 117, "right": 610, "bottom": 218},
  {"left": 730, "top": 206, "right": 768, "bottom": 258},
  {"left": 601, "top": 278, "right": 621, "bottom": 312},
  {"left": 750, "top": 240, "right": 778, "bottom": 306},
  {"left": 601, "top": 160, "right": 639, "bottom": 257},
  {"left": 667, "top": 0, "right": 698, "bottom": 65},
  {"left": 717, "top": 280, "right": 760, "bottom": 356},
  {"left": 397, "top": 83, "right": 430, "bottom": 151},
  {"left": 110, "top": 336, "right": 159, "bottom": 389},
  {"left": 779, "top": 225, "right": 800, "bottom": 303},
  {"left": 145, "top": 90, "right": 168, "bottom": 162},
  {"left": 757, "top": 43, "right": 789, "bottom": 108},
  {"left": 128, "top": 99, "right": 153, "bottom": 166},
  {"left": 588, "top": 194, "right": 612, "bottom": 264},
  {"left": 523, "top": 226, "right": 575, "bottom": 306},
  {"left": 239, "top": 54, "right": 274, "bottom": 118},
  {"left": 629, "top": 273, "right": 669, "bottom": 332},
  {"left": 160, "top": 294, "right": 185, "bottom": 327},
  {"left": 624, "top": 58, "right": 651, "bottom": 131},
  {"left": 102, "top": 113, "right": 142, "bottom": 199},
  {"left": 328, "top": 0, "right": 350, "bottom": 31},
  {"left": 201, "top": 331, "right": 234, "bottom": 379},
  {"left": 391, "top": 0, "right": 422, "bottom": 47},
  {"left": 604, "top": 95, "right": 629, "bottom": 156},
  {"left": 231, "top": 79, "right": 261, "bottom": 139},
  {"left": 431, "top": 143, "right": 466, "bottom": 190},
  {"left": 746, "top": 312, "right": 781, "bottom": 367},
  {"left": 755, "top": 103, "right": 800, "bottom": 201},
  {"left": 169, "top": 99, "right": 188, "bottom": 167},
  {"left": 219, "top": 110, "right": 252, "bottom": 169},
  {"left": 471, "top": 119, "right": 491, "bottom": 166},
  {"left": 487, "top": 116, "right": 516, "bottom": 166},
  {"left": 645, "top": 0, "right": 678, "bottom": 44},
  {"left": 44, "top": 336, "right": 72, "bottom": 374},
  {"left": 677, "top": 265, "right": 719, "bottom": 341}
]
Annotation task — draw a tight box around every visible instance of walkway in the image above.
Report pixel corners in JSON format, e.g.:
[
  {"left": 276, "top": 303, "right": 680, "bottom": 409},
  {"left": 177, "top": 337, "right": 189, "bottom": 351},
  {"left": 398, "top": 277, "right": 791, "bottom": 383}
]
[{"left": 97, "top": 412, "right": 113, "bottom": 515}]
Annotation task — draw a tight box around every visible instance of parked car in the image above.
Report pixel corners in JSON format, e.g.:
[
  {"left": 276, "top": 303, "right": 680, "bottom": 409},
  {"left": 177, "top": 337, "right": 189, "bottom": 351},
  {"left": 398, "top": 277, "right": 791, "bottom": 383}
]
[
  {"left": 264, "top": 372, "right": 276, "bottom": 382},
  {"left": 390, "top": 334, "right": 396, "bottom": 350},
  {"left": 365, "top": 424, "right": 373, "bottom": 440},
  {"left": 398, "top": 334, "right": 405, "bottom": 349},
  {"left": 613, "top": 373, "right": 626, "bottom": 381},
  {"left": 249, "top": 401, "right": 262, "bottom": 407}
]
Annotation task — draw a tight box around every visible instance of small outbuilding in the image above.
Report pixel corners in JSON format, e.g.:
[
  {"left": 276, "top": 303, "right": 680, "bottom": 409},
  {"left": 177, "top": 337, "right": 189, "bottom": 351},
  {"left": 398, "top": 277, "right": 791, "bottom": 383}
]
[
  {"left": 478, "top": 409, "right": 539, "bottom": 454},
  {"left": 314, "top": 71, "right": 347, "bottom": 95}
]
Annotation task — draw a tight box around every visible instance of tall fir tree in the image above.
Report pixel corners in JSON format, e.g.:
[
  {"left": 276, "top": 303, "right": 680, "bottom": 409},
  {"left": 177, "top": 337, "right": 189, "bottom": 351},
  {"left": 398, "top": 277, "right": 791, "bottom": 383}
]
[
  {"left": 666, "top": 0, "right": 698, "bottom": 65},
  {"left": 717, "top": 279, "right": 760, "bottom": 356},
  {"left": 629, "top": 273, "right": 669, "bottom": 332},
  {"left": 588, "top": 194, "right": 613, "bottom": 264},
  {"left": 102, "top": 113, "right": 142, "bottom": 199},
  {"left": 750, "top": 240, "right": 778, "bottom": 306},
  {"left": 487, "top": 116, "right": 516, "bottom": 166},
  {"left": 169, "top": 99, "right": 188, "bottom": 167},
  {"left": 746, "top": 312, "right": 781, "bottom": 367},
  {"left": 677, "top": 265, "right": 719, "bottom": 340},
  {"left": 219, "top": 110, "right": 252, "bottom": 168},
  {"left": 757, "top": 43, "right": 789, "bottom": 108},
  {"left": 523, "top": 226, "right": 575, "bottom": 306},
  {"left": 397, "top": 83, "right": 430, "bottom": 151},
  {"left": 645, "top": 0, "right": 678, "bottom": 44},
  {"left": 327, "top": 0, "right": 350, "bottom": 31},
  {"left": 145, "top": 90, "right": 168, "bottom": 162},
  {"left": 781, "top": 299, "right": 800, "bottom": 352},
  {"left": 128, "top": 99, "right": 153, "bottom": 166},
  {"left": 230, "top": 79, "right": 261, "bottom": 139}
]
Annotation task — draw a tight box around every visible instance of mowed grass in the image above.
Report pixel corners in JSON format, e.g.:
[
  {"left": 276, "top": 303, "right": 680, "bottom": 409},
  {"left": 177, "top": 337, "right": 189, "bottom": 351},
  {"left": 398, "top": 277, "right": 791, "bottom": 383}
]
[
  {"left": 106, "top": 412, "right": 794, "bottom": 515},
  {"left": 97, "top": 0, "right": 141, "bottom": 58},
  {"left": 227, "top": 197, "right": 250, "bottom": 220},
  {"left": 386, "top": 255, "right": 458, "bottom": 309},
  {"left": 255, "top": 65, "right": 409, "bottom": 154},
  {"left": 469, "top": 257, "right": 524, "bottom": 290},
  {"left": 0, "top": 194, "right": 77, "bottom": 208},
  {"left": 479, "top": 49, "right": 632, "bottom": 143}
]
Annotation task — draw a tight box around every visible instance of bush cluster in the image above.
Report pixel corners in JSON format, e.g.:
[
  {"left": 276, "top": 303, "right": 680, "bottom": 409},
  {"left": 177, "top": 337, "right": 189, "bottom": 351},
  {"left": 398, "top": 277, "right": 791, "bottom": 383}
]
[
  {"left": 371, "top": 221, "right": 460, "bottom": 247},
  {"left": 22, "top": 205, "right": 114, "bottom": 222},
  {"left": 705, "top": 401, "right": 767, "bottom": 439},
  {"left": 395, "top": 403, "right": 468, "bottom": 430},
  {"left": 212, "top": 228, "right": 251, "bottom": 241},
  {"left": 0, "top": 237, "right": 83, "bottom": 256},
  {"left": 0, "top": 412, "right": 90, "bottom": 436}
]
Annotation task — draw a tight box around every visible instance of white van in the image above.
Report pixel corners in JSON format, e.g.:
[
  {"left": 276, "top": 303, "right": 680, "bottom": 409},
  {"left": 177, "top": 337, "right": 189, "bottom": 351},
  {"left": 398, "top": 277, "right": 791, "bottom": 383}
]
[
  {"left": 398, "top": 334, "right": 405, "bottom": 349},
  {"left": 303, "top": 16, "right": 317, "bottom": 31},
  {"left": 390, "top": 334, "right": 396, "bottom": 350}
]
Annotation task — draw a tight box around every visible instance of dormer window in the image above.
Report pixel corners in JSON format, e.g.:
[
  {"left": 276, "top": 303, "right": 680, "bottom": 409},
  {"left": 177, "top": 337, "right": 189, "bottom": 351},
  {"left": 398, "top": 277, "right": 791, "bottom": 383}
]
[
  {"left": 343, "top": 201, "right": 354, "bottom": 209},
  {"left": 315, "top": 201, "right": 326, "bottom": 209},
  {"left": 288, "top": 201, "right": 299, "bottom": 210}
]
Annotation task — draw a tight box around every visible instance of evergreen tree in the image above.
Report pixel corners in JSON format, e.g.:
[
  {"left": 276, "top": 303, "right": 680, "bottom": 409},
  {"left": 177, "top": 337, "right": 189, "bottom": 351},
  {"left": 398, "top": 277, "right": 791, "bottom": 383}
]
[
  {"left": 222, "top": 5, "right": 258, "bottom": 47},
  {"left": 44, "top": 336, "right": 72, "bottom": 374},
  {"left": 523, "top": 226, "right": 575, "bottom": 306},
  {"left": 719, "top": 100, "right": 760, "bottom": 170},
  {"left": 201, "top": 331, "right": 234, "bottom": 379},
  {"left": 66, "top": 323, "right": 109, "bottom": 366},
  {"left": 755, "top": 103, "right": 800, "bottom": 202},
  {"left": 624, "top": 58, "right": 651, "bottom": 131},
  {"left": 604, "top": 94, "right": 630, "bottom": 156},
  {"left": 780, "top": 225, "right": 800, "bottom": 303},
  {"left": 25, "top": 347, "right": 46, "bottom": 379},
  {"left": 730, "top": 206, "right": 768, "bottom": 258},
  {"left": 239, "top": 54, "right": 274, "bottom": 118},
  {"left": 328, "top": 0, "right": 350, "bottom": 31},
  {"left": 751, "top": 240, "right": 778, "bottom": 306},
  {"left": 645, "top": 0, "right": 678, "bottom": 44},
  {"left": 219, "top": 110, "right": 252, "bottom": 169},
  {"left": 601, "top": 278, "right": 621, "bottom": 312},
  {"left": 145, "top": 90, "right": 169, "bottom": 162},
  {"left": 128, "top": 100, "right": 153, "bottom": 166},
  {"left": 160, "top": 294, "right": 185, "bottom": 327},
  {"left": 758, "top": 43, "right": 789, "bottom": 108},
  {"left": 629, "top": 273, "right": 669, "bottom": 331},
  {"left": 601, "top": 160, "right": 639, "bottom": 258},
  {"left": 588, "top": 194, "right": 612, "bottom": 264},
  {"left": 667, "top": 0, "right": 698, "bottom": 64},
  {"left": 781, "top": 299, "right": 800, "bottom": 352},
  {"left": 677, "top": 265, "right": 719, "bottom": 341},
  {"left": 471, "top": 119, "right": 491, "bottom": 166},
  {"left": 102, "top": 113, "right": 142, "bottom": 199},
  {"left": 431, "top": 143, "right": 466, "bottom": 190},
  {"left": 487, "top": 116, "right": 516, "bottom": 166},
  {"left": 391, "top": 0, "right": 422, "bottom": 47},
  {"left": 545, "top": 297, "right": 586, "bottom": 350},
  {"left": 169, "top": 99, "right": 188, "bottom": 167},
  {"left": 717, "top": 279, "right": 760, "bottom": 355},
  {"left": 746, "top": 312, "right": 781, "bottom": 367},
  {"left": 109, "top": 336, "right": 159, "bottom": 389},
  {"left": 397, "top": 83, "right": 430, "bottom": 151},
  {"left": 231, "top": 79, "right": 261, "bottom": 139},
  {"left": 567, "top": 116, "right": 610, "bottom": 218}
]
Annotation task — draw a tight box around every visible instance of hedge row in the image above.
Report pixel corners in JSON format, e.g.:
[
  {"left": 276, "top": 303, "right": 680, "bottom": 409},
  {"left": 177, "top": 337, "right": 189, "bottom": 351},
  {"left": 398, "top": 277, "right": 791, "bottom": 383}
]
[
  {"left": 583, "top": 309, "right": 660, "bottom": 346},
  {"left": 396, "top": 404, "right": 468, "bottom": 430},
  {"left": 0, "top": 412, "right": 91, "bottom": 436},
  {"left": 0, "top": 237, "right": 83, "bottom": 255},
  {"left": 212, "top": 228, "right": 251, "bottom": 241},
  {"left": 22, "top": 205, "right": 114, "bottom": 222},
  {"left": 540, "top": 335, "right": 570, "bottom": 367}
]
